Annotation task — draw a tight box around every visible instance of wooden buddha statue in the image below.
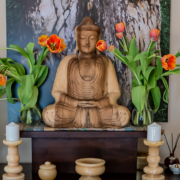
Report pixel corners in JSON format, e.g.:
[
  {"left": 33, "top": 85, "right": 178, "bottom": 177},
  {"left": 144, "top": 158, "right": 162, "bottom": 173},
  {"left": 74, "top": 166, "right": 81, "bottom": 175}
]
[{"left": 43, "top": 17, "right": 130, "bottom": 128}]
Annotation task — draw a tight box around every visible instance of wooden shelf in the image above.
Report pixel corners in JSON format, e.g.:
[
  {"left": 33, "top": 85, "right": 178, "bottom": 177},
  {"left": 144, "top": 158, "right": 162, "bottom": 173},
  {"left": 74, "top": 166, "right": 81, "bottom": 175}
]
[{"left": 20, "top": 131, "right": 147, "bottom": 138}]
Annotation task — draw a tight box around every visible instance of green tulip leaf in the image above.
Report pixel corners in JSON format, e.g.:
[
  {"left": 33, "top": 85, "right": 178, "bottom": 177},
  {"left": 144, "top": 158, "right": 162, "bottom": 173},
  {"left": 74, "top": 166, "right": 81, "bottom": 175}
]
[
  {"left": 21, "top": 86, "right": 38, "bottom": 111},
  {"left": 145, "top": 67, "right": 155, "bottom": 81},
  {"left": 156, "top": 57, "right": 163, "bottom": 80},
  {"left": 175, "top": 52, "right": 180, "bottom": 58},
  {"left": 36, "top": 66, "right": 48, "bottom": 87},
  {"left": 37, "top": 47, "right": 47, "bottom": 66},
  {"left": 147, "top": 69, "right": 156, "bottom": 90},
  {"left": 27, "top": 42, "right": 35, "bottom": 66},
  {"left": 161, "top": 76, "right": 169, "bottom": 103},
  {"left": 129, "top": 36, "right": 139, "bottom": 59},
  {"left": 6, "top": 78, "right": 16, "bottom": 104},
  {"left": 18, "top": 74, "right": 34, "bottom": 104},
  {"left": 151, "top": 86, "right": 161, "bottom": 114},
  {"left": 132, "top": 85, "right": 146, "bottom": 114},
  {"left": 14, "top": 62, "right": 26, "bottom": 76},
  {"left": 149, "top": 41, "right": 157, "bottom": 52},
  {"left": 162, "top": 68, "right": 180, "bottom": 76},
  {"left": 136, "top": 66, "right": 142, "bottom": 77},
  {"left": 134, "top": 51, "right": 150, "bottom": 76},
  {"left": 9, "top": 44, "right": 32, "bottom": 72},
  {"left": 31, "top": 65, "right": 41, "bottom": 82}
]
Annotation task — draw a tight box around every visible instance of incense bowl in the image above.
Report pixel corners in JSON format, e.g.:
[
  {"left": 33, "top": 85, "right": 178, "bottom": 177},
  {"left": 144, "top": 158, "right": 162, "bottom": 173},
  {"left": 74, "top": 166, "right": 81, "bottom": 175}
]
[
  {"left": 75, "top": 158, "right": 105, "bottom": 180},
  {"left": 169, "top": 164, "right": 180, "bottom": 174}
]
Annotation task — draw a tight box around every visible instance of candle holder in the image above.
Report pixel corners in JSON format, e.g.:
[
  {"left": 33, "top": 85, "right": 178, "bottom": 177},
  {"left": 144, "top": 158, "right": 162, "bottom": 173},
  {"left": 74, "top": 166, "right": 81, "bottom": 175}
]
[
  {"left": 3, "top": 139, "right": 25, "bottom": 180},
  {"left": 142, "top": 139, "right": 164, "bottom": 180}
]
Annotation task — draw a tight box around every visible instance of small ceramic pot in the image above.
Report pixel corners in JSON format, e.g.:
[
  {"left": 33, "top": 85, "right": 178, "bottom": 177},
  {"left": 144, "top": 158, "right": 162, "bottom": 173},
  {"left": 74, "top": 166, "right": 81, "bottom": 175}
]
[
  {"left": 38, "top": 161, "right": 57, "bottom": 180},
  {"left": 164, "top": 153, "right": 179, "bottom": 168},
  {"left": 75, "top": 158, "right": 105, "bottom": 180},
  {"left": 169, "top": 164, "right": 180, "bottom": 174}
]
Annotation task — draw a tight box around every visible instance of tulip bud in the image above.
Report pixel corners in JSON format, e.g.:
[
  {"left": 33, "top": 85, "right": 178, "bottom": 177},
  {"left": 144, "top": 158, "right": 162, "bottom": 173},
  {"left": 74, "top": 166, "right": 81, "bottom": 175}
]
[
  {"left": 109, "top": 45, "right": 115, "bottom": 52},
  {"left": 38, "top": 35, "right": 49, "bottom": 46},
  {"left": 116, "top": 32, "right": 123, "bottom": 39},
  {"left": 116, "top": 22, "right": 125, "bottom": 33},
  {"left": 0, "top": 74, "right": 6, "bottom": 86},
  {"left": 150, "top": 29, "right": 160, "bottom": 42},
  {"left": 96, "top": 40, "right": 107, "bottom": 52}
]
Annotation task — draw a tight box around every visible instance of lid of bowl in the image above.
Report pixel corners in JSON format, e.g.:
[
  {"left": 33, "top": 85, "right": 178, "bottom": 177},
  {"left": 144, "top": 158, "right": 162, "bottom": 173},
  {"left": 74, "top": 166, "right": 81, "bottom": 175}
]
[{"left": 39, "top": 161, "right": 56, "bottom": 170}]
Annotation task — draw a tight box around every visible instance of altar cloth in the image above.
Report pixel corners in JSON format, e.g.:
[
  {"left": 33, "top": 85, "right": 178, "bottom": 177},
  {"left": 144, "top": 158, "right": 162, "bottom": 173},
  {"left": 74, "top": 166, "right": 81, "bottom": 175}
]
[{"left": 18, "top": 122, "right": 147, "bottom": 132}]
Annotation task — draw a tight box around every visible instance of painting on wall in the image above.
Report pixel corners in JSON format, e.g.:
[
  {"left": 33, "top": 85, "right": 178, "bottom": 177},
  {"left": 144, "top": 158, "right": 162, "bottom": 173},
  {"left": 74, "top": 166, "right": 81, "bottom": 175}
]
[{"left": 6, "top": 0, "right": 170, "bottom": 123}]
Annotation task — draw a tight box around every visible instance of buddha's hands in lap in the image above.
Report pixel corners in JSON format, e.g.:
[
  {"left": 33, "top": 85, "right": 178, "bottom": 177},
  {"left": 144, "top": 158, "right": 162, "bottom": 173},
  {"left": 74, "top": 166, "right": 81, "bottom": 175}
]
[{"left": 78, "top": 101, "right": 98, "bottom": 108}]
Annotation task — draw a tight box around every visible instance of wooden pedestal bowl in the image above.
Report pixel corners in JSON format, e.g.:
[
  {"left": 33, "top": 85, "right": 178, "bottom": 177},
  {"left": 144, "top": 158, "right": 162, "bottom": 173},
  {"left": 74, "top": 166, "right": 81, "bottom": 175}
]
[{"left": 75, "top": 158, "right": 105, "bottom": 180}]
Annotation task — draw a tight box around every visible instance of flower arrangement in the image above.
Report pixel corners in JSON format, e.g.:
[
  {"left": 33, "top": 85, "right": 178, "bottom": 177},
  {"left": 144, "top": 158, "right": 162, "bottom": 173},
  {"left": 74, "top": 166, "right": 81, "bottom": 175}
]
[
  {"left": 96, "top": 22, "right": 180, "bottom": 126},
  {"left": 0, "top": 34, "right": 66, "bottom": 124}
]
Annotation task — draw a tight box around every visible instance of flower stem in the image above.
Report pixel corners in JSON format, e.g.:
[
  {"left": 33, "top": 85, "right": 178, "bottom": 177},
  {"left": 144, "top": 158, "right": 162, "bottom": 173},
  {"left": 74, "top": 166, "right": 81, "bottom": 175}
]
[
  {"left": 122, "top": 37, "right": 128, "bottom": 52},
  {"left": 147, "top": 39, "right": 153, "bottom": 52}
]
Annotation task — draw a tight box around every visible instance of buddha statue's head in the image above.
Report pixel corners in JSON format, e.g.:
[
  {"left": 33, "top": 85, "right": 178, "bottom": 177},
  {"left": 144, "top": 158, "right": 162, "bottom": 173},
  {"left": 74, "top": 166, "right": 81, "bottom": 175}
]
[{"left": 74, "top": 17, "right": 101, "bottom": 55}]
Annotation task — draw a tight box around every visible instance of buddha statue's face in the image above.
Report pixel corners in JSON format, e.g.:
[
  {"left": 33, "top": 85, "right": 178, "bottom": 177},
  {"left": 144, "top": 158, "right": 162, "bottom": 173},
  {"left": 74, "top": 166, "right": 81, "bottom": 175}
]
[{"left": 77, "top": 31, "right": 99, "bottom": 54}]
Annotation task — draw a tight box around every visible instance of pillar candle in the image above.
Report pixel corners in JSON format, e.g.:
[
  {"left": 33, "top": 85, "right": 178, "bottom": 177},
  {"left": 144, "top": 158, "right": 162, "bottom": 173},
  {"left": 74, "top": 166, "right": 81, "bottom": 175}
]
[
  {"left": 147, "top": 122, "right": 161, "bottom": 142},
  {"left": 6, "top": 122, "right": 19, "bottom": 141}
]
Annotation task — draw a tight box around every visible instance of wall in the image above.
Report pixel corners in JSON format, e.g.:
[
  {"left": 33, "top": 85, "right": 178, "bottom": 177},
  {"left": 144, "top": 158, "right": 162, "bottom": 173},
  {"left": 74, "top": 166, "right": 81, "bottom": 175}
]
[{"left": 0, "top": 0, "right": 180, "bottom": 163}]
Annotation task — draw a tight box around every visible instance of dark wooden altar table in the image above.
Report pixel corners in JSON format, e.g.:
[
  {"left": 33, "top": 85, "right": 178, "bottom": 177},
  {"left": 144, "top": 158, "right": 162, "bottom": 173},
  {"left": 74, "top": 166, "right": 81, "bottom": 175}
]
[
  {"left": 19, "top": 122, "right": 148, "bottom": 174},
  {"left": 0, "top": 164, "right": 179, "bottom": 180}
]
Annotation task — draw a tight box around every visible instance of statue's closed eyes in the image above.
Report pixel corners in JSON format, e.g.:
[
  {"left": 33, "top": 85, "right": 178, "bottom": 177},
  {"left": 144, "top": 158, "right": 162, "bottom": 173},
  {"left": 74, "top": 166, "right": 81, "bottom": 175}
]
[{"left": 43, "top": 17, "right": 130, "bottom": 128}]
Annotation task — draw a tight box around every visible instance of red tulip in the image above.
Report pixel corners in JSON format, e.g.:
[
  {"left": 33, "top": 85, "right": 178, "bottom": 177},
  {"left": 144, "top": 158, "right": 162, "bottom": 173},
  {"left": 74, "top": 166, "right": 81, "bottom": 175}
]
[
  {"left": 38, "top": 35, "right": 49, "bottom": 46},
  {"left": 46, "top": 34, "right": 66, "bottom": 53},
  {"left": 116, "top": 22, "right": 125, "bottom": 33},
  {"left": 150, "top": 29, "right": 160, "bottom": 42},
  {"left": 108, "top": 45, "right": 115, "bottom": 51},
  {"left": 0, "top": 74, "right": 6, "bottom": 86},
  {"left": 116, "top": 32, "right": 123, "bottom": 39},
  {"left": 96, "top": 40, "right": 107, "bottom": 52},
  {"left": 161, "top": 54, "right": 176, "bottom": 70}
]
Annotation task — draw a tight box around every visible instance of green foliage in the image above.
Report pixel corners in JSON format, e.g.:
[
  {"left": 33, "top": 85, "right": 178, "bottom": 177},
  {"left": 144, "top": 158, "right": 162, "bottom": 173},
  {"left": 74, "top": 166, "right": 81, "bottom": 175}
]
[
  {"left": 0, "top": 43, "right": 49, "bottom": 111},
  {"left": 109, "top": 21, "right": 179, "bottom": 124}
]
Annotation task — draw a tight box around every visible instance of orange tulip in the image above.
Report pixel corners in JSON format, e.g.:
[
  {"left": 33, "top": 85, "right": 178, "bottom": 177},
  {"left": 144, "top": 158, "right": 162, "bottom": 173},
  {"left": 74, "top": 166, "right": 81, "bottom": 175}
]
[
  {"left": 161, "top": 54, "right": 176, "bottom": 70},
  {"left": 0, "top": 74, "right": 6, "bottom": 86},
  {"left": 116, "top": 22, "right": 125, "bottom": 33},
  {"left": 116, "top": 32, "right": 123, "bottom": 39},
  {"left": 109, "top": 45, "right": 115, "bottom": 51},
  {"left": 150, "top": 29, "right": 160, "bottom": 42},
  {"left": 46, "top": 34, "right": 66, "bottom": 53},
  {"left": 38, "top": 35, "right": 49, "bottom": 46},
  {"left": 96, "top": 40, "right": 107, "bottom": 52}
]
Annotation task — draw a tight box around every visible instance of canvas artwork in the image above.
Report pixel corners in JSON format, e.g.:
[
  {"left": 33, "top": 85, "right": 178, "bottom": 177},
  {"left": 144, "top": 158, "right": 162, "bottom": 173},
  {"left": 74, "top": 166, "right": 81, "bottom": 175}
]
[{"left": 6, "top": 0, "right": 170, "bottom": 123}]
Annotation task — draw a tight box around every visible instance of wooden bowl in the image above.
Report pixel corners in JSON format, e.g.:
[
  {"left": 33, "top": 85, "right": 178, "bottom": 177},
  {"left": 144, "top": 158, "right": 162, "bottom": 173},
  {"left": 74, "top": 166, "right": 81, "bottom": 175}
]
[{"left": 75, "top": 158, "right": 105, "bottom": 180}]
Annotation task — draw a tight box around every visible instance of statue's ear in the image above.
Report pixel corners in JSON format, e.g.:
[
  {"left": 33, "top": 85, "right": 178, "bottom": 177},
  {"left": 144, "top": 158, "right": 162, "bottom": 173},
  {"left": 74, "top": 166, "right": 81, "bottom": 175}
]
[{"left": 74, "top": 27, "right": 79, "bottom": 55}]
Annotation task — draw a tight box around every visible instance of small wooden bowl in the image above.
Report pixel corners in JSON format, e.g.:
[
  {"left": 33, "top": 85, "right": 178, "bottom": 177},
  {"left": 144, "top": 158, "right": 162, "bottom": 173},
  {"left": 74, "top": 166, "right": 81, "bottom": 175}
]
[{"left": 75, "top": 158, "right": 105, "bottom": 180}]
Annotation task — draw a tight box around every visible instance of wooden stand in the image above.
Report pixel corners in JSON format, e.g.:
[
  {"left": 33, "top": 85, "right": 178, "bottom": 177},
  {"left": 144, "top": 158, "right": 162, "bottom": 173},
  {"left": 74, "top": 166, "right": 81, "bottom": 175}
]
[
  {"left": 142, "top": 139, "right": 164, "bottom": 180},
  {"left": 3, "top": 139, "right": 25, "bottom": 180}
]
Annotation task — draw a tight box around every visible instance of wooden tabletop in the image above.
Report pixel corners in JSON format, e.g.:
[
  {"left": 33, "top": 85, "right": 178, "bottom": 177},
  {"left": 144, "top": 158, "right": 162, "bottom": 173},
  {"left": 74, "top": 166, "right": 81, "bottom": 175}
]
[{"left": 0, "top": 164, "right": 179, "bottom": 180}]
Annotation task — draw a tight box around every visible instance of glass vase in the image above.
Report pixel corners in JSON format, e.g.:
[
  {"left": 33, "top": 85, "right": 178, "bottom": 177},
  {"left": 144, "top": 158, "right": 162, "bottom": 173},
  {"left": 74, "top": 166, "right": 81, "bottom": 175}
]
[
  {"left": 20, "top": 105, "right": 41, "bottom": 126},
  {"left": 132, "top": 93, "right": 154, "bottom": 126}
]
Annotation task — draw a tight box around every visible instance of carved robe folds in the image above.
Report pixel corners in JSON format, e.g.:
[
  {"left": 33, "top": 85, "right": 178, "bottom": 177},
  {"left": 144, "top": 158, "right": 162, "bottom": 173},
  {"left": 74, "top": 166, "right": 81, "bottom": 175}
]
[{"left": 43, "top": 54, "right": 131, "bottom": 128}]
